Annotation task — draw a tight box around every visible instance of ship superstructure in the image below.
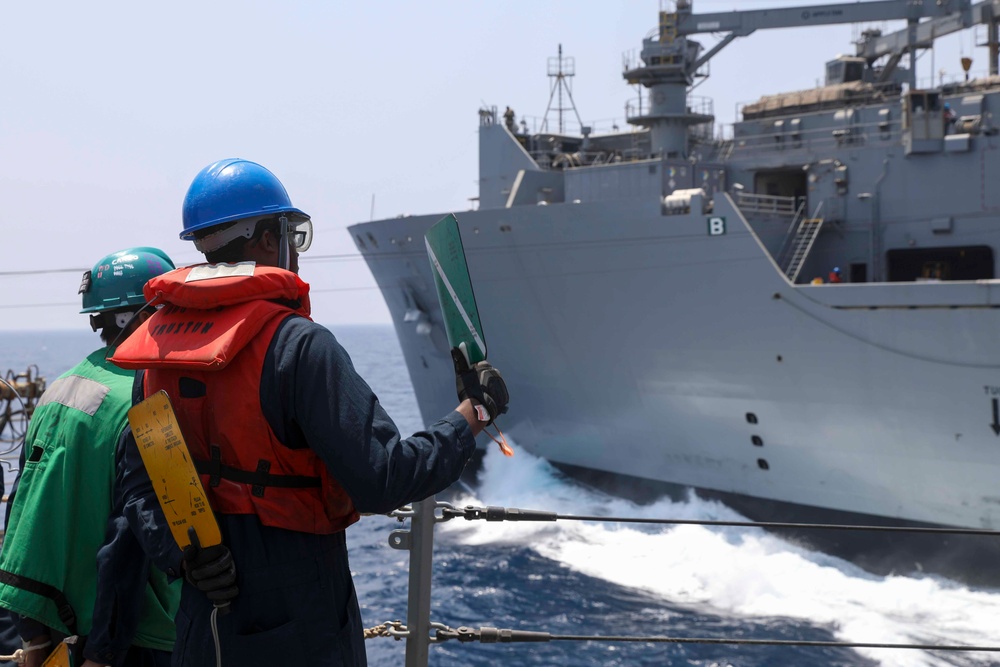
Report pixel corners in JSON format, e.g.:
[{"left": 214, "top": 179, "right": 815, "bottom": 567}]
[{"left": 349, "top": 0, "right": 1000, "bottom": 551}]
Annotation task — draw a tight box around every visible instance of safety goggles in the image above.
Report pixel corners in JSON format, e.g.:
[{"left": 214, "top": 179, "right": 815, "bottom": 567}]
[
  {"left": 193, "top": 216, "right": 313, "bottom": 254},
  {"left": 288, "top": 218, "right": 313, "bottom": 252}
]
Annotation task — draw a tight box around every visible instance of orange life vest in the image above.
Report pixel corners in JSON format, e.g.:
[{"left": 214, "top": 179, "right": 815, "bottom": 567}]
[{"left": 112, "top": 263, "right": 359, "bottom": 535}]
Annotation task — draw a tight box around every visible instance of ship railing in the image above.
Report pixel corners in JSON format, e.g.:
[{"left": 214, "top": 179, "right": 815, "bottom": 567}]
[
  {"left": 734, "top": 192, "right": 798, "bottom": 217},
  {"left": 624, "top": 95, "right": 714, "bottom": 120},
  {"left": 689, "top": 120, "right": 715, "bottom": 142},
  {"left": 478, "top": 106, "right": 498, "bottom": 127},
  {"left": 528, "top": 145, "right": 654, "bottom": 168},
  {"left": 624, "top": 96, "right": 715, "bottom": 141},
  {"left": 917, "top": 68, "right": 995, "bottom": 91},
  {"left": 622, "top": 42, "right": 668, "bottom": 72},
  {"left": 518, "top": 115, "right": 630, "bottom": 137},
  {"left": 384, "top": 497, "right": 1000, "bottom": 664}
]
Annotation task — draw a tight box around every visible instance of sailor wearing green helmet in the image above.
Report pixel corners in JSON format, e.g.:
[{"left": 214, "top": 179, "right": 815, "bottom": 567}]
[{"left": 0, "top": 248, "right": 180, "bottom": 667}]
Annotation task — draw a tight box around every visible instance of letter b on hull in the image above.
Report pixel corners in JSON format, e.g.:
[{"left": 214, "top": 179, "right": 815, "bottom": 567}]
[{"left": 707, "top": 216, "right": 726, "bottom": 236}]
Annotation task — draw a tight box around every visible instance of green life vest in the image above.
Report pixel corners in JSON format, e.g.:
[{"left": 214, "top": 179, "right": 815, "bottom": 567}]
[{"left": 0, "top": 348, "right": 179, "bottom": 649}]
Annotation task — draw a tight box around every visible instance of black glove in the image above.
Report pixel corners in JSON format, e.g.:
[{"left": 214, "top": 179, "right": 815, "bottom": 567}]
[
  {"left": 452, "top": 348, "right": 509, "bottom": 423},
  {"left": 183, "top": 527, "right": 238, "bottom": 607}
]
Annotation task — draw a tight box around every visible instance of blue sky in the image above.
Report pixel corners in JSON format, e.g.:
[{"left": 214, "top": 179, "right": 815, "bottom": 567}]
[{"left": 0, "top": 0, "right": 979, "bottom": 330}]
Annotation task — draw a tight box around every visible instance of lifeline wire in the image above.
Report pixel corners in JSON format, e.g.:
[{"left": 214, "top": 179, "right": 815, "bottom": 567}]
[
  {"left": 375, "top": 506, "right": 1000, "bottom": 654},
  {"left": 427, "top": 624, "right": 1000, "bottom": 652},
  {"left": 438, "top": 503, "right": 1000, "bottom": 536},
  {"left": 419, "top": 505, "right": 1000, "bottom": 652}
]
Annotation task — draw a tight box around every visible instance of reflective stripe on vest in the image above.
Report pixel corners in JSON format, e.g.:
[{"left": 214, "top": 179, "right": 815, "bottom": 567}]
[{"left": 35, "top": 374, "right": 110, "bottom": 416}]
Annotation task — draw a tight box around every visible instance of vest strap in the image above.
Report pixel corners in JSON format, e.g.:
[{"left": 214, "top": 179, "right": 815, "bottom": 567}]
[
  {"left": 195, "top": 454, "right": 321, "bottom": 497},
  {"left": 252, "top": 460, "right": 270, "bottom": 498},
  {"left": 0, "top": 568, "right": 77, "bottom": 635},
  {"left": 208, "top": 447, "right": 222, "bottom": 488}
]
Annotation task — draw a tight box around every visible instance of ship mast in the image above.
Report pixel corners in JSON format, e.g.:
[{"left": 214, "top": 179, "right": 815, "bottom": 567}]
[
  {"left": 541, "top": 44, "right": 583, "bottom": 135},
  {"left": 622, "top": 5, "right": 713, "bottom": 159}
]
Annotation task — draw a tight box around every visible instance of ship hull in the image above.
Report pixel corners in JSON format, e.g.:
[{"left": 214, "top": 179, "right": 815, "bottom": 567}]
[{"left": 349, "top": 194, "right": 1000, "bottom": 536}]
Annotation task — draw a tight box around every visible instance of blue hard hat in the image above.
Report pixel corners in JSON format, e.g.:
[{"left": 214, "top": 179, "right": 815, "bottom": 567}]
[
  {"left": 180, "top": 158, "right": 309, "bottom": 241},
  {"left": 833, "top": 266, "right": 841, "bottom": 272},
  {"left": 944, "top": 102, "right": 951, "bottom": 109}
]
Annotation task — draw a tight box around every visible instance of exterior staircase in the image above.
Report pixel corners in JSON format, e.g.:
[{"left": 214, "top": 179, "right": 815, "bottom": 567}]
[{"left": 783, "top": 217, "right": 825, "bottom": 282}]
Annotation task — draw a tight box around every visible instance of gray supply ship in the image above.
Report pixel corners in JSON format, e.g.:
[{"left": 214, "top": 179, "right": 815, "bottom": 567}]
[{"left": 349, "top": 0, "right": 1000, "bottom": 579}]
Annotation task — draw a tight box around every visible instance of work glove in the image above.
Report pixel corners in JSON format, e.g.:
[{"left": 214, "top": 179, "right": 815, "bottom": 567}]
[
  {"left": 182, "top": 527, "right": 238, "bottom": 607},
  {"left": 452, "top": 348, "right": 509, "bottom": 424}
]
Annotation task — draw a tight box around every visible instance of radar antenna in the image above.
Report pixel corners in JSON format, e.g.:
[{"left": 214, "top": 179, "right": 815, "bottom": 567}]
[{"left": 541, "top": 44, "right": 584, "bottom": 135}]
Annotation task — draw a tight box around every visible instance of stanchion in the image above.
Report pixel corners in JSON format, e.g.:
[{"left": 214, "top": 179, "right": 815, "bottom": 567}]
[{"left": 402, "top": 497, "right": 435, "bottom": 667}]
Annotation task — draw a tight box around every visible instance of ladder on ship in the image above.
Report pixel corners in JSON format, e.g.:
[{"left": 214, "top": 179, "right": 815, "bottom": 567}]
[
  {"left": 659, "top": 10, "right": 677, "bottom": 43},
  {"left": 783, "top": 216, "right": 825, "bottom": 283}
]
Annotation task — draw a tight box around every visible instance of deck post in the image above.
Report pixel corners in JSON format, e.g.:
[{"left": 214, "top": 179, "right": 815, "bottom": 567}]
[{"left": 404, "top": 497, "right": 436, "bottom": 667}]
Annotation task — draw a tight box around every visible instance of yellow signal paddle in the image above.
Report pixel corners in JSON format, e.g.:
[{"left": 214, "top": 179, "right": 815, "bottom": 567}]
[{"left": 127, "top": 390, "right": 222, "bottom": 552}]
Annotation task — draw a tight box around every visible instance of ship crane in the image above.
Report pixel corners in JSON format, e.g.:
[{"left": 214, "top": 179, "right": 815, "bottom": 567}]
[
  {"left": 628, "top": 0, "right": 1000, "bottom": 158},
  {"left": 675, "top": 0, "right": 1000, "bottom": 88}
]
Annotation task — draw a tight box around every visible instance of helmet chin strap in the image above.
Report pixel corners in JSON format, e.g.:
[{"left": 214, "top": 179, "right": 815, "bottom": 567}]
[{"left": 277, "top": 215, "right": 289, "bottom": 270}]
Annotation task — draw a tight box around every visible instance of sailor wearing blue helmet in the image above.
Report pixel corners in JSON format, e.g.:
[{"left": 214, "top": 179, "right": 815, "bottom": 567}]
[{"left": 99, "top": 159, "right": 509, "bottom": 666}]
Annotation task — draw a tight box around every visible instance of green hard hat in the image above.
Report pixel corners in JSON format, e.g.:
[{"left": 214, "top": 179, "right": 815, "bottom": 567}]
[{"left": 79, "top": 247, "right": 175, "bottom": 314}]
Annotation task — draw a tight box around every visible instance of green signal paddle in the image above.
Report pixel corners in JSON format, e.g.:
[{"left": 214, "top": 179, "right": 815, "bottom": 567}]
[
  {"left": 424, "top": 213, "right": 487, "bottom": 365},
  {"left": 425, "top": 213, "right": 512, "bottom": 456}
]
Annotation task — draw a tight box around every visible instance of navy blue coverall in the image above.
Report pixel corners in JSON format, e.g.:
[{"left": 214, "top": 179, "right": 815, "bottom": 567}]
[{"left": 90, "top": 317, "right": 477, "bottom": 666}]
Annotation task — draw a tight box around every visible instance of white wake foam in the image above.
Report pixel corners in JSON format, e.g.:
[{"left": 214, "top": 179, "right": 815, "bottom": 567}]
[{"left": 441, "top": 444, "right": 1000, "bottom": 667}]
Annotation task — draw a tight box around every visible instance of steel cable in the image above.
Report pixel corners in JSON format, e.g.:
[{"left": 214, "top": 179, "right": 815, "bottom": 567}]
[
  {"left": 426, "top": 624, "right": 1000, "bottom": 652},
  {"left": 437, "top": 503, "right": 1000, "bottom": 536}
]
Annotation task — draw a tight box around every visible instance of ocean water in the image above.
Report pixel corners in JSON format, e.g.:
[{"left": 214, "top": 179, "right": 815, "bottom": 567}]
[{"left": 3, "top": 325, "right": 1000, "bottom": 667}]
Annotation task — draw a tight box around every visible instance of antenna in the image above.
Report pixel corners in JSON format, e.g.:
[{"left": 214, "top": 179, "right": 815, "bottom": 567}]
[{"left": 541, "top": 44, "right": 584, "bottom": 134}]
